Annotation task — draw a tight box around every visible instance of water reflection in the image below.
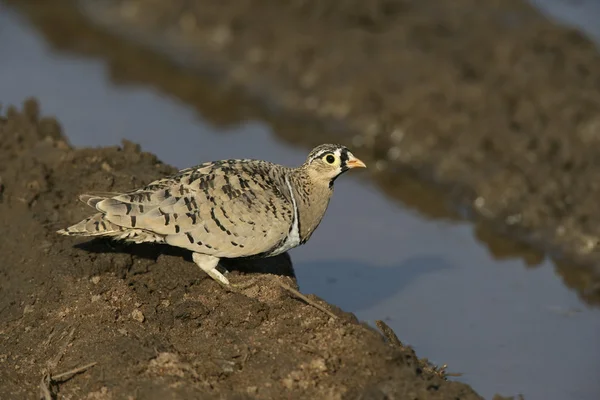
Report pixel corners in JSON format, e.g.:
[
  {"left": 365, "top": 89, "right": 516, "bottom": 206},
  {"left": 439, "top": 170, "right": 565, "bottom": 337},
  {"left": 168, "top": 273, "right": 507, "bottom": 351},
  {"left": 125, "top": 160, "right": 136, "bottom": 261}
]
[
  {"left": 2, "top": 2, "right": 600, "bottom": 399},
  {"left": 297, "top": 256, "right": 453, "bottom": 313},
  {"left": 530, "top": 0, "right": 600, "bottom": 44}
]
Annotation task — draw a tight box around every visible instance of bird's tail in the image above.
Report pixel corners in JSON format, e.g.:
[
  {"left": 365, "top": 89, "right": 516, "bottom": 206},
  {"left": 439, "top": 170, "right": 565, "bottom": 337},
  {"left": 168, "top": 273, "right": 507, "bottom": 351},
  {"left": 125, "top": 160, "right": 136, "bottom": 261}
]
[{"left": 57, "top": 212, "right": 126, "bottom": 237}]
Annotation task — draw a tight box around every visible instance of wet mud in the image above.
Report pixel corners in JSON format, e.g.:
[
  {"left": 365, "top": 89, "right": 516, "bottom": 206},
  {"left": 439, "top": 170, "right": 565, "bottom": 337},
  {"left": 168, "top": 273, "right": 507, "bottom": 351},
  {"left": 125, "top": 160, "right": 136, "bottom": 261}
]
[{"left": 0, "top": 101, "right": 483, "bottom": 399}]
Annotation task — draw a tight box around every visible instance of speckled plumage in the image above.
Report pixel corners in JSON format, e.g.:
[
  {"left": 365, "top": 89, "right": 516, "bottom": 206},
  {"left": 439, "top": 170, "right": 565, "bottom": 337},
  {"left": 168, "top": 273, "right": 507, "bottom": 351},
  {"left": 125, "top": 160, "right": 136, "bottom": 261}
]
[{"left": 58, "top": 144, "right": 366, "bottom": 285}]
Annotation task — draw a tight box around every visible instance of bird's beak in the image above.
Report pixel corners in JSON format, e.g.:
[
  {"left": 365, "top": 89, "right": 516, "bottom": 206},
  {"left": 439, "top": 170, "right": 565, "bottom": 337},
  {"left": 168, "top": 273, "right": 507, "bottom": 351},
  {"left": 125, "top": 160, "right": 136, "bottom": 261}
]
[{"left": 346, "top": 155, "right": 367, "bottom": 169}]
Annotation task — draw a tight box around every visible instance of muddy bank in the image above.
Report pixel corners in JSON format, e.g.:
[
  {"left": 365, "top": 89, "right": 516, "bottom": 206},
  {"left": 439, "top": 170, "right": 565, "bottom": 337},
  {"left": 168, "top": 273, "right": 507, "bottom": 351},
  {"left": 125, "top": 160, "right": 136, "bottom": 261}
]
[
  {"left": 0, "top": 101, "right": 485, "bottom": 399},
  {"left": 68, "top": 0, "right": 600, "bottom": 287}
]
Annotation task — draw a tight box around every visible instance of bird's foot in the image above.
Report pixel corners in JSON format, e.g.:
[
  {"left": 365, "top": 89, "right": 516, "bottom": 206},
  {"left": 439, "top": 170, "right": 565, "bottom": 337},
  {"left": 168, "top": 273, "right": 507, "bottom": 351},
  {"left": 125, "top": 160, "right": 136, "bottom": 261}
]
[
  {"left": 193, "top": 253, "right": 230, "bottom": 286},
  {"left": 206, "top": 268, "right": 231, "bottom": 286}
]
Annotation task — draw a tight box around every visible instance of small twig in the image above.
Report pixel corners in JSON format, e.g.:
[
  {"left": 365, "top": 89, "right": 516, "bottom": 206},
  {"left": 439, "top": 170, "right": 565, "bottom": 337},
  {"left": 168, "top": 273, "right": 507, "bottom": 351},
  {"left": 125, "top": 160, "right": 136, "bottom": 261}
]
[
  {"left": 278, "top": 282, "right": 338, "bottom": 319},
  {"left": 39, "top": 375, "right": 52, "bottom": 400},
  {"left": 39, "top": 326, "right": 95, "bottom": 400},
  {"left": 52, "top": 362, "right": 98, "bottom": 381},
  {"left": 375, "top": 320, "right": 402, "bottom": 347},
  {"left": 39, "top": 362, "right": 97, "bottom": 400}
]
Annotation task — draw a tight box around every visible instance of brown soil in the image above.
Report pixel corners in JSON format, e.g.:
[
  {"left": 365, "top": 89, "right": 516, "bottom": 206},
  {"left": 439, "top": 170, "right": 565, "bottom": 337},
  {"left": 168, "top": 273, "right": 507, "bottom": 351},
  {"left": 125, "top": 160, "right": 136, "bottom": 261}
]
[{"left": 0, "top": 101, "right": 484, "bottom": 399}]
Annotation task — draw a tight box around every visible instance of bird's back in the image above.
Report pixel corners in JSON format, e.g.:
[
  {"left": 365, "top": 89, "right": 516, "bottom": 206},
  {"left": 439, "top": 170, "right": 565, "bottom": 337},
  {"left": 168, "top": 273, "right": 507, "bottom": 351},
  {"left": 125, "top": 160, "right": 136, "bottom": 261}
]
[{"left": 60, "top": 159, "right": 297, "bottom": 258}]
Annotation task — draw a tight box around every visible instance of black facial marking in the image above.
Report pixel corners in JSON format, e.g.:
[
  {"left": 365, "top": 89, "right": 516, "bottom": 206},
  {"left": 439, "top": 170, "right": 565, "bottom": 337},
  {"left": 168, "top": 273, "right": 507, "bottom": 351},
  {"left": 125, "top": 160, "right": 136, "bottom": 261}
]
[
  {"left": 125, "top": 203, "right": 133, "bottom": 215},
  {"left": 138, "top": 204, "right": 144, "bottom": 213},
  {"left": 175, "top": 225, "right": 180, "bottom": 233},
  {"left": 340, "top": 148, "right": 349, "bottom": 169},
  {"left": 130, "top": 216, "right": 137, "bottom": 227},
  {"left": 186, "top": 232, "right": 194, "bottom": 243},
  {"left": 327, "top": 148, "right": 350, "bottom": 189},
  {"left": 163, "top": 212, "right": 170, "bottom": 226}
]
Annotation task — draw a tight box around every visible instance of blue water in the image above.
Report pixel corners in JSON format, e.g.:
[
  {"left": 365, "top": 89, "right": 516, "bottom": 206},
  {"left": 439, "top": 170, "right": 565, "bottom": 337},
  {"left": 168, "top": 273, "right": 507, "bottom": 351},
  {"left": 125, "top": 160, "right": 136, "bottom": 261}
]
[{"left": 530, "top": 0, "right": 600, "bottom": 44}]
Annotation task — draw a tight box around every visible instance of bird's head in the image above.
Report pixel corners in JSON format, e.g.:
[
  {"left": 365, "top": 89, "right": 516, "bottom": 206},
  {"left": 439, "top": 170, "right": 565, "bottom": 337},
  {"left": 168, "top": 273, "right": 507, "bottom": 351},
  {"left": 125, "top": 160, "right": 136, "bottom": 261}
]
[{"left": 302, "top": 143, "right": 366, "bottom": 187}]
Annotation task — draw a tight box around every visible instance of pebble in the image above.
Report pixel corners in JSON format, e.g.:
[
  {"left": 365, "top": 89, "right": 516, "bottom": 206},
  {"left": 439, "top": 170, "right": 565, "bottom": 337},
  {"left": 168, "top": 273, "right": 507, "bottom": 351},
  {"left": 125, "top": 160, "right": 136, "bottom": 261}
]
[{"left": 131, "top": 309, "right": 145, "bottom": 323}]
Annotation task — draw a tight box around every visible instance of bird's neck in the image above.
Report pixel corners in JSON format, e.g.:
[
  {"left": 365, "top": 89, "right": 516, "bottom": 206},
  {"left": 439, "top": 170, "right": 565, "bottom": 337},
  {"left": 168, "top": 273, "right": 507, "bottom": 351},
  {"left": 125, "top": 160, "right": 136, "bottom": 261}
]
[{"left": 288, "top": 169, "right": 333, "bottom": 244}]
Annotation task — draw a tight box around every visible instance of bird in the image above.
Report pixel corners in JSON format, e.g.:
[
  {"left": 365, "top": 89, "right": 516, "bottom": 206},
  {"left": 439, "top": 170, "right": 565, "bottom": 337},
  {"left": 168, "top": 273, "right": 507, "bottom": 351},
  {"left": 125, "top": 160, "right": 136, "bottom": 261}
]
[{"left": 57, "top": 143, "right": 366, "bottom": 286}]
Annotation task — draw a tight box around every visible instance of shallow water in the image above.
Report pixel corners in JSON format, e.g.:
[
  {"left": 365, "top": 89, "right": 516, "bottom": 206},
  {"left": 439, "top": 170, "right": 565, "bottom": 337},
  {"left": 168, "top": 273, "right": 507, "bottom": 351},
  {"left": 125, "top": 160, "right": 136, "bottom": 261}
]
[
  {"left": 2, "top": 3, "right": 600, "bottom": 399},
  {"left": 530, "top": 0, "right": 600, "bottom": 44}
]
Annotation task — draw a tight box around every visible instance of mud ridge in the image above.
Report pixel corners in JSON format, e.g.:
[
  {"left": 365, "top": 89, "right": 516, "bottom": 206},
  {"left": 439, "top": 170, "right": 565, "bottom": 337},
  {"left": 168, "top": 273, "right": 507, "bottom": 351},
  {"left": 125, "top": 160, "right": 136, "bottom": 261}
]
[{"left": 0, "top": 100, "right": 485, "bottom": 399}]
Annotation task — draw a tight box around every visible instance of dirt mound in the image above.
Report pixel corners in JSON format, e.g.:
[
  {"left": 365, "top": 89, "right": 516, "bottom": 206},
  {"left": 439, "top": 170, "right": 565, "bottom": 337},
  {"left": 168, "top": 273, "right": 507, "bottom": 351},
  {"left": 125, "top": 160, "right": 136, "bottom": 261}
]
[{"left": 0, "top": 100, "right": 483, "bottom": 399}]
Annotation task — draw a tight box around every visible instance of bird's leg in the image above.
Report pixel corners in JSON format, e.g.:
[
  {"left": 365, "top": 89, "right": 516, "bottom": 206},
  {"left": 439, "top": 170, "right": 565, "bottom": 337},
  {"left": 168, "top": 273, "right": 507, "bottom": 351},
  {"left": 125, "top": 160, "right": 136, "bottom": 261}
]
[{"left": 192, "top": 253, "right": 229, "bottom": 285}]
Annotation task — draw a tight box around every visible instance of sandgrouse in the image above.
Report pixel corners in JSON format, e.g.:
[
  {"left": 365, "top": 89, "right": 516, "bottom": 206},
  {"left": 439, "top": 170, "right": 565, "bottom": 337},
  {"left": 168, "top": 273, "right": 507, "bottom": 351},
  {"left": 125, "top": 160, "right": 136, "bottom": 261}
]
[{"left": 58, "top": 144, "right": 366, "bottom": 285}]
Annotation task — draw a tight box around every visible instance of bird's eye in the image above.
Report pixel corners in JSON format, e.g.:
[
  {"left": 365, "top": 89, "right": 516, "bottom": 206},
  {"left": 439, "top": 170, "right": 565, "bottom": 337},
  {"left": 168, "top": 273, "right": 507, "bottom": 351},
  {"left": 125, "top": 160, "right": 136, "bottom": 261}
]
[{"left": 325, "top": 154, "right": 336, "bottom": 164}]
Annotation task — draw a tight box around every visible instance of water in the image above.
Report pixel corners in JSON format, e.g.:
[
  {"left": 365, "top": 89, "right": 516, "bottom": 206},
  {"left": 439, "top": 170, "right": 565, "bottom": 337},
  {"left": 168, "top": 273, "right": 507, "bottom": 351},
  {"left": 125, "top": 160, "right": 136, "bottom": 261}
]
[
  {"left": 530, "top": 0, "right": 600, "bottom": 44},
  {"left": 1, "top": 3, "right": 600, "bottom": 399}
]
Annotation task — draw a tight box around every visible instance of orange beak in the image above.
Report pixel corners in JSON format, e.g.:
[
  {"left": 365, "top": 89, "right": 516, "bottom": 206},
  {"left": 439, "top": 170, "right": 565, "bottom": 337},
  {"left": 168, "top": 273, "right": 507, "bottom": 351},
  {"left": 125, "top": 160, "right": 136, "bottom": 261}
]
[{"left": 346, "top": 156, "right": 367, "bottom": 169}]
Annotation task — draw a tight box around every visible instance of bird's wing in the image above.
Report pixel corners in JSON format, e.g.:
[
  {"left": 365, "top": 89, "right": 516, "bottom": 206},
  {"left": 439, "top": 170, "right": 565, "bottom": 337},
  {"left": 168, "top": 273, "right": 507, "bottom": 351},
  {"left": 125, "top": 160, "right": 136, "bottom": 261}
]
[{"left": 90, "top": 160, "right": 294, "bottom": 257}]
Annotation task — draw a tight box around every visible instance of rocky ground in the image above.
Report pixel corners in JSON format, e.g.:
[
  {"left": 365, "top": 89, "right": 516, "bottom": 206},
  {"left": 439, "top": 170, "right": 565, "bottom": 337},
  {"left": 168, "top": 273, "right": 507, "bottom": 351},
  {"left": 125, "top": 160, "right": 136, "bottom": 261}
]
[{"left": 0, "top": 101, "right": 483, "bottom": 399}]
